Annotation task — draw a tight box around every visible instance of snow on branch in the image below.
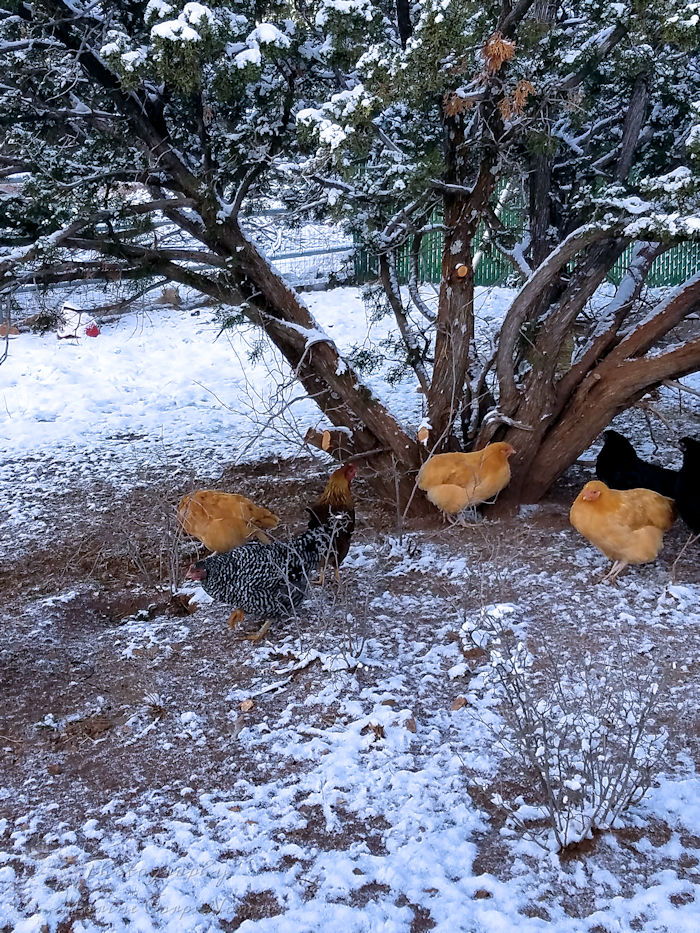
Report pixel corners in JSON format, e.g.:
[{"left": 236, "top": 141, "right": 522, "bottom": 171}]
[{"left": 615, "top": 268, "right": 700, "bottom": 360}]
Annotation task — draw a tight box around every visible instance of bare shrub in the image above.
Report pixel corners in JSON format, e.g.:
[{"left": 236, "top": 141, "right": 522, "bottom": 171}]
[{"left": 463, "top": 607, "right": 668, "bottom": 851}]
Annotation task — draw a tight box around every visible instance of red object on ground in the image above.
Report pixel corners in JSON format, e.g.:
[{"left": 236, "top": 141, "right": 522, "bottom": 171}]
[{"left": 85, "top": 323, "right": 100, "bottom": 337}]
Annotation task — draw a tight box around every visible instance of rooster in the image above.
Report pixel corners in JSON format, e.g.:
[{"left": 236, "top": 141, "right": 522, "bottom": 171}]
[
  {"left": 306, "top": 463, "right": 357, "bottom": 582},
  {"left": 570, "top": 480, "right": 675, "bottom": 584},
  {"left": 417, "top": 442, "right": 515, "bottom": 521},
  {"left": 177, "top": 490, "right": 278, "bottom": 553},
  {"left": 186, "top": 512, "right": 352, "bottom": 641}
]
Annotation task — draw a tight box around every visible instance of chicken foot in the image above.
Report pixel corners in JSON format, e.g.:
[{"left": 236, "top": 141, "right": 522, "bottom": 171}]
[
  {"left": 599, "top": 560, "right": 628, "bottom": 585},
  {"left": 245, "top": 619, "right": 273, "bottom": 643},
  {"left": 446, "top": 507, "right": 481, "bottom": 528},
  {"left": 317, "top": 561, "right": 341, "bottom": 585},
  {"left": 228, "top": 608, "right": 271, "bottom": 642}
]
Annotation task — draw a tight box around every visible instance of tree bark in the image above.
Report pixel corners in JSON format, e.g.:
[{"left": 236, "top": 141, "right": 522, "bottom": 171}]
[
  {"left": 615, "top": 75, "right": 648, "bottom": 183},
  {"left": 427, "top": 114, "right": 498, "bottom": 449},
  {"left": 528, "top": 154, "right": 553, "bottom": 267},
  {"left": 426, "top": 198, "right": 476, "bottom": 450}
]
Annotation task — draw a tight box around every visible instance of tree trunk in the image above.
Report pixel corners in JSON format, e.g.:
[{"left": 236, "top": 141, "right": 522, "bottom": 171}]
[
  {"left": 426, "top": 208, "right": 475, "bottom": 450},
  {"left": 396, "top": 0, "right": 412, "bottom": 48},
  {"left": 529, "top": 154, "right": 553, "bottom": 267},
  {"left": 521, "top": 338, "right": 700, "bottom": 502},
  {"left": 427, "top": 105, "right": 499, "bottom": 449},
  {"left": 487, "top": 258, "right": 700, "bottom": 511}
]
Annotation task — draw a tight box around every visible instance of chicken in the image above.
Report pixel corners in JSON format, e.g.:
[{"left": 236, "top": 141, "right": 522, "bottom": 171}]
[
  {"left": 672, "top": 437, "right": 700, "bottom": 570},
  {"left": 306, "top": 463, "right": 356, "bottom": 582},
  {"left": 186, "top": 512, "right": 352, "bottom": 641},
  {"left": 595, "top": 430, "right": 678, "bottom": 500},
  {"left": 569, "top": 480, "right": 675, "bottom": 584},
  {"left": 417, "top": 442, "right": 515, "bottom": 519},
  {"left": 676, "top": 436, "right": 699, "bottom": 536},
  {"left": 177, "top": 490, "right": 278, "bottom": 553}
]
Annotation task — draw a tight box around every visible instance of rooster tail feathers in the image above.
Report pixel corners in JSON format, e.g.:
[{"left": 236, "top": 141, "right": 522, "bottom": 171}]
[{"left": 306, "top": 505, "right": 331, "bottom": 529}]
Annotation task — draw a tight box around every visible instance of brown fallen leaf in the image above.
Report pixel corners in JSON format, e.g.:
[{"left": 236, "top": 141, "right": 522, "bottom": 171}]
[
  {"left": 240, "top": 699, "right": 254, "bottom": 712},
  {"left": 461, "top": 646, "right": 488, "bottom": 663},
  {"left": 405, "top": 717, "right": 417, "bottom": 733},
  {"left": 451, "top": 696, "right": 467, "bottom": 711}
]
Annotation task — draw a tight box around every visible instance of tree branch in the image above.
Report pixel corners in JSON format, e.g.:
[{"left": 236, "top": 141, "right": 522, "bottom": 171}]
[
  {"left": 494, "top": 223, "right": 621, "bottom": 411},
  {"left": 615, "top": 74, "right": 648, "bottom": 183},
  {"left": 611, "top": 269, "right": 700, "bottom": 362},
  {"left": 61, "top": 237, "right": 228, "bottom": 268},
  {"left": 555, "top": 241, "right": 663, "bottom": 406},
  {"left": 379, "top": 251, "right": 430, "bottom": 394}
]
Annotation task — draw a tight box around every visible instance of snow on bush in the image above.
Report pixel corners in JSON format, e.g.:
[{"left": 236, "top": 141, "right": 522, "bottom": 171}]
[{"left": 462, "top": 606, "right": 668, "bottom": 850}]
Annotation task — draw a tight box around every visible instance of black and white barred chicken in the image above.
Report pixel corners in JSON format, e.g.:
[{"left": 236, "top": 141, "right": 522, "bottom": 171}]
[{"left": 186, "top": 512, "right": 352, "bottom": 641}]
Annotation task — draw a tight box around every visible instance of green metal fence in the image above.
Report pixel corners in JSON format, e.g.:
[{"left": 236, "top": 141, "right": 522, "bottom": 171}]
[{"left": 354, "top": 212, "right": 700, "bottom": 288}]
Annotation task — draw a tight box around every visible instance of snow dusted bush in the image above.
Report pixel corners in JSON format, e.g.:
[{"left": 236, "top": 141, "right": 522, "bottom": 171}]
[{"left": 464, "top": 607, "right": 668, "bottom": 851}]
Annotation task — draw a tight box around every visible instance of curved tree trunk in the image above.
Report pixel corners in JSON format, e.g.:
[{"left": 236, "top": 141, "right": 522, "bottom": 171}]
[
  {"left": 38, "top": 22, "right": 428, "bottom": 512},
  {"left": 491, "top": 271, "right": 700, "bottom": 510}
]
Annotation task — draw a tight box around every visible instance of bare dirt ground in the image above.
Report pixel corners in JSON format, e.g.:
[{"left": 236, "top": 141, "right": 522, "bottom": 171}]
[{"left": 1, "top": 456, "right": 699, "bottom": 931}]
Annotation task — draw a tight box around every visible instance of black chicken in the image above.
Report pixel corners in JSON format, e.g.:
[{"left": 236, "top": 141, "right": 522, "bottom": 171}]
[
  {"left": 596, "top": 430, "right": 678, "bottom": 500},
  {"left": 186, "top": 512, "right": 352, "bottom": 641},
  {"left": 676, "top": 436, "right": 699, "bottom": 537}
]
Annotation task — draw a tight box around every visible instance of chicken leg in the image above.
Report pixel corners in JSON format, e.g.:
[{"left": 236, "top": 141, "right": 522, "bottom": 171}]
[
  {"left": 245, "top": 619, "right": 272, "bottom": 643},
  {"left": 599, "top": 560, "right": 627, "bottom": 585},
  {"left": 228, "top": 609, "right": 245, "bottom": 628}
]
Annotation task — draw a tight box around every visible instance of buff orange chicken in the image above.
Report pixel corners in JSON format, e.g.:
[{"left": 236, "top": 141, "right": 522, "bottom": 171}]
[
  {"left": 417, "top": 442, "right": 515, "bottom": 520},
  {"left": 569, "top": 480, "right": 675, "bottom": 583},
  {"left": 178, "top": 490, "right": 279, "bottom": 553}
]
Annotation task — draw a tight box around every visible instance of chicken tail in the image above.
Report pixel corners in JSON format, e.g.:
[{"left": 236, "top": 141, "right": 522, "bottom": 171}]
[{"left": 249, "top": 504, "right": 279, "bottom": 529}]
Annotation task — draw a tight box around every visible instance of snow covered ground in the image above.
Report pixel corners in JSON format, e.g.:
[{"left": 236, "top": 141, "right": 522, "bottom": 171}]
[
  {"left": 0, "top": 285, "right": 511, "bottom": 554},
  {"left": 1, "top": 287, "right": 699, "bottom": 932},
  {"left": 0, "top": 285, "right": 514, "bottom": 463}
]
